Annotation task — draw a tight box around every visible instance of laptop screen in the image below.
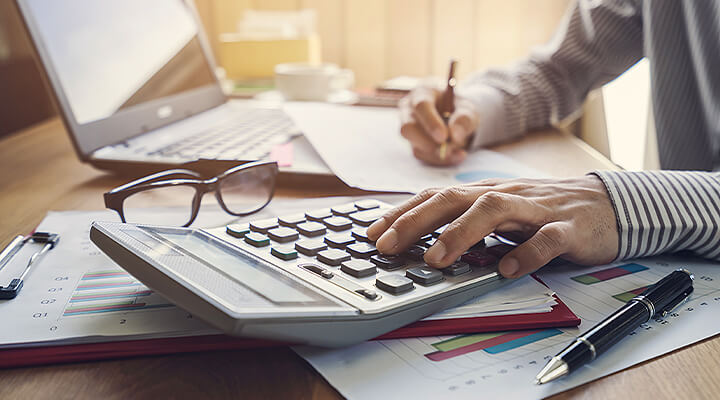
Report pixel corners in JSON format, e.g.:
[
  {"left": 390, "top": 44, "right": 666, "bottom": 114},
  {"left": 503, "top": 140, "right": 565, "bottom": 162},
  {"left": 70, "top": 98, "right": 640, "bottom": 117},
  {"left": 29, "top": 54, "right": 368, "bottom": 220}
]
[{"left": 25, "top": 0, "right": 216, "bottom": 125}]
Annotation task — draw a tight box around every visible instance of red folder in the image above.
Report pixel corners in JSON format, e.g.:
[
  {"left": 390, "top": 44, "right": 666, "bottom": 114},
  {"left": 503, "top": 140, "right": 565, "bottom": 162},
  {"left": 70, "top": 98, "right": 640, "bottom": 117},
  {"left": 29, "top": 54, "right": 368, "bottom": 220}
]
[{"left": 0, "top": 278, "right": 579, "bottom": 369}]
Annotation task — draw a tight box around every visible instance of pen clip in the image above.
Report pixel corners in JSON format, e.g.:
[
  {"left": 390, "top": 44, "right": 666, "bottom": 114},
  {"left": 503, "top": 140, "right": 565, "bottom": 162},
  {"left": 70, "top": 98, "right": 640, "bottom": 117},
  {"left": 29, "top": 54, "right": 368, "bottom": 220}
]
[{"left": 658, "top": 286, "right": 694, "bottom": 318}]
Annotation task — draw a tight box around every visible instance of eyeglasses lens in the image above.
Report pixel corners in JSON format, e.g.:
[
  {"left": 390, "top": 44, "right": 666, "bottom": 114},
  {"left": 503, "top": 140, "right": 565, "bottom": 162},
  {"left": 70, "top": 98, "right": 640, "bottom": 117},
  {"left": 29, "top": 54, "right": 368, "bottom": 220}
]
[
  {"left": 219, "top": 165, "right": 276, "bottom": 214},
  {"left": 122, "top": 185, "right": 197, "bottom": 226}
]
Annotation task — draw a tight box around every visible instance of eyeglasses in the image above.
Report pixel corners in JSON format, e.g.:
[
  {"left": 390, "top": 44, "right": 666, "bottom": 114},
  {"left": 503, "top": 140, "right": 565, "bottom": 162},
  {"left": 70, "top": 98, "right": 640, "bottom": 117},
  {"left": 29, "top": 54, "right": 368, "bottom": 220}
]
[{"left": 104, "top": 161, "right": 278, "bottom": 227}]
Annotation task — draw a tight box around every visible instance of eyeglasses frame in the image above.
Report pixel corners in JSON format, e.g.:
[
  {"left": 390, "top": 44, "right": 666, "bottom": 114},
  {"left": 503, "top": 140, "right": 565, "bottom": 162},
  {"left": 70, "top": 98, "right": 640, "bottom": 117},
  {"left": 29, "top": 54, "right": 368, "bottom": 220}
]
[{"left": 104, "top": 160, "right": 279, "bottom": 227}]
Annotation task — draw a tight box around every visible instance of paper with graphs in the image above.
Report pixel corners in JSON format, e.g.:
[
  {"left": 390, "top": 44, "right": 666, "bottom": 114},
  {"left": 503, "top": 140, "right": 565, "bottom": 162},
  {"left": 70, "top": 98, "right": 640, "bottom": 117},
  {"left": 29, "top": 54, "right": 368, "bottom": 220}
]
[{"left": 295, "top": 256, "right": 720, "bottom": 399}]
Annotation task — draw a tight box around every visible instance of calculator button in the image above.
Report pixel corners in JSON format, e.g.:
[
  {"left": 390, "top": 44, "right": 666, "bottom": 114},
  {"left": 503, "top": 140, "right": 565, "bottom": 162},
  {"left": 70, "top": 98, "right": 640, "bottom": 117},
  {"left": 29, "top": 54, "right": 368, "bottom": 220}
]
[
  {"left": 354, "top": 199, "right": 381, "bottom": 211},
  {"left": 296, "top": 221, "right": 327, "bottom": 237},
  {"left": 305, "top": 208, "right": 332, "bottom": 221},
  {"left": 340, "top": 259, "right": 377, "bottom": 278},
  {"left": 416, "top": 235, "right": 433, "bottom": 248},
  {"left": 249, "top": 218, "right": 278, "bottom": 234},
  {"left": 461, "top": 250, "right": 497, "bottom": 267},
  {"left": 443, "top": 261, "right": 471, "bottom": 276},
  {"left": 267, "top": 227, "right": 299, "bottom": 243},
  {"left": 226, "top": 223, "right": 250, "bottom": 238},
  {"left": 271, "top": 245, "right": 298, "bottom": 261},
  {"left": 278, "top": 213, "right": 306, "bottom": 228},
  {"left": 324, "top": 216, "right": 353, "bottom": 231},
  {"left": 244, "top": 232, "right": 270, "bottom": 247},
  {"left": 346, "top": 242, "right": 378, "bottom": 259},
  {"left": 351, "top": 227, "right": 372, "bottom": 242},
  {"left": 349, "top": 209, "right": 386, "bottom": 227},
  {"left": 295, "top": 240, "right": 327, "bottom": 256},
  {"left": 370, "top": 254, "right": 406, "bottom": 270},
  {"left": 324, "top": 233, "right": 355, "bottom": 249},
  {"left": 406, "top": 266, "right": 444, "bottom": 285},
  {"left": 331, "top": 203, "right": 359, "bottom": 217},
  {"left": 486, "top": 244, "right": 514, "bottom": 258},
  {"left": 470, "top": 238, "right": 486, "bottom": 250},
  {"left": 433, "top": 224, "right": 448, "bottom": 237},
  {"left": 376, "top": 275, "right": 414, "bottom": 294},
  {"left": 317, "top": 249, "right": 351, "bottom": 266},
  {"left": 300, "top": 263, "right": 334, "bottom": 279},
  {"left": 355, "top": 288, "right": 379, "bottom": 300},
  {"left": 405, "top": 245, "right": 426, "bottom": 261}
]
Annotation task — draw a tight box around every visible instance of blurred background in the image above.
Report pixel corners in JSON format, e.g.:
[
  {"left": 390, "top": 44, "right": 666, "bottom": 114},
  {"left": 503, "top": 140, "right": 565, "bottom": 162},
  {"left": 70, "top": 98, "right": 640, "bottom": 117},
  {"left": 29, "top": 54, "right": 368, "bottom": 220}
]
[{"left": 0, "top": 0, "right": 652, "bottom": 170}]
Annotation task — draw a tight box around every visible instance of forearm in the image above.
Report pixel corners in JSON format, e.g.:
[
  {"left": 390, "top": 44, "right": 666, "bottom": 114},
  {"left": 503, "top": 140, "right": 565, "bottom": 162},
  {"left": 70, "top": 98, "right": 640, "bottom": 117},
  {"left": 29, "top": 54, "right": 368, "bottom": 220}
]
[{"left": 593, "top": 170, "right": 720, "bottom": 261}]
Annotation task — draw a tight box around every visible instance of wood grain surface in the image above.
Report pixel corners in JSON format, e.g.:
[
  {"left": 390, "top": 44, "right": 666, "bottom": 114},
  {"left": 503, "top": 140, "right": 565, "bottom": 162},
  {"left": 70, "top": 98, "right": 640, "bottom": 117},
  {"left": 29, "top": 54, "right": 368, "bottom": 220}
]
[{"left": 2, "top": 119, "right": 718, "bottom": 400}]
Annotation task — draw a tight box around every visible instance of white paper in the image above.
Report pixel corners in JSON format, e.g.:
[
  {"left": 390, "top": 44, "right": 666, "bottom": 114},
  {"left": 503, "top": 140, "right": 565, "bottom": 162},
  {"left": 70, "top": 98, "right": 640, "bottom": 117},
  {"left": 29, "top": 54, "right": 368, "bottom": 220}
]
[
  {"left": 295, "top": 256, "right": 720, "bottom": 399},
  {"left": 284, "top": 102, "right": 546, "bottom": 193}
]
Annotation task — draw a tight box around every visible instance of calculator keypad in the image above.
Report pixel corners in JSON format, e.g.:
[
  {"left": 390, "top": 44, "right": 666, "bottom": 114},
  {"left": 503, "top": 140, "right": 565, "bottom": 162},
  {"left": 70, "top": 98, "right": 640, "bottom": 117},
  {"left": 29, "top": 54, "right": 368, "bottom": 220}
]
[{"left": 217, "top": 199, "right": 500, "bottom": 308}]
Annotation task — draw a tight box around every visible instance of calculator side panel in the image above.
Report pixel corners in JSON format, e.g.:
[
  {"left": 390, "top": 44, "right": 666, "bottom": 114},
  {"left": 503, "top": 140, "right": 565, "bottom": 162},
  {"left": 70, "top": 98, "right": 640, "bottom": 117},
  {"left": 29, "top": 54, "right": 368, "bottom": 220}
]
[
  {"left": 90, "top": 223, "right": 358, "bottom": 336},
  {"left": 90, "top": 226, "right": 238, "bottom": 333}
]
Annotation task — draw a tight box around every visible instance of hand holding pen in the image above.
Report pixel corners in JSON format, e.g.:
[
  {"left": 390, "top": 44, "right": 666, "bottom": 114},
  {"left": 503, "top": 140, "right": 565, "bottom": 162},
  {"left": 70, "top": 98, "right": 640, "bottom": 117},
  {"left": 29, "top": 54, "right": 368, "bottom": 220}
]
[{"left": 397, "top": 59, "right": 479, "bottom": 166}]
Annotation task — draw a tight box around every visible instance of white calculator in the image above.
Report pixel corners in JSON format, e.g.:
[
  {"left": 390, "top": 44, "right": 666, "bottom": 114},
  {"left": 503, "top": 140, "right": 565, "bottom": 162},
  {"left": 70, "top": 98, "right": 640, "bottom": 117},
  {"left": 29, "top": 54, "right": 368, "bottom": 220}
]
[{"left": 90, "top": 199, "right": 508, "bottom": 347}]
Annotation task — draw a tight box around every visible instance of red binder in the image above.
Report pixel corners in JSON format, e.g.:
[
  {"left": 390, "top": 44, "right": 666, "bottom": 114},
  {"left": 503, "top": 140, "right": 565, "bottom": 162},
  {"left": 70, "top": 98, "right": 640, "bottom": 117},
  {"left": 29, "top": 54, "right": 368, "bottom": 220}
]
[{"left": 0, "top": 279, "right": 579, "bottom": 368}]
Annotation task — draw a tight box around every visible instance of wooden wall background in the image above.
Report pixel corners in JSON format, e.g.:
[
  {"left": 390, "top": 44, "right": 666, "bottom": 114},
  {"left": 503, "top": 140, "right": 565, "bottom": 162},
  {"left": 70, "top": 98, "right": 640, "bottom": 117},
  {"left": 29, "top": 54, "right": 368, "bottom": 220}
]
[{"left": 194, "top": 0, "right": 571, "bottom": 87}]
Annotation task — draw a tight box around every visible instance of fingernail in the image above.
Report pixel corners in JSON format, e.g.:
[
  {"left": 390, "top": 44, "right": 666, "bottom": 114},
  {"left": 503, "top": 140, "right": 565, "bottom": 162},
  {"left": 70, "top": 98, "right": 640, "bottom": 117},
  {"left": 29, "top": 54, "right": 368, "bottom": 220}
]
[
  {"left": 377, "top": 228, "right": 399, "bottom": 253},
  {"left": 500, "top": 257, "right": 519, "bottom": 277},
  {"left": 425, "top": 240, "right": 447, "bottom": 264}
]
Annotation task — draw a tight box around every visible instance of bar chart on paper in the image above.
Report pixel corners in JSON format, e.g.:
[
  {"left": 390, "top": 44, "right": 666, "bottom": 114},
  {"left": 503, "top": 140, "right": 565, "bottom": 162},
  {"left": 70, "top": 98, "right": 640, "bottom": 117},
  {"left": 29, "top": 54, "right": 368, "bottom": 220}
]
[
  {"left": 295, "top": 257, "right": 720, "bottom": 400},
  {"left": 62, "top": 268, "right": 174, "bottom": 317}
]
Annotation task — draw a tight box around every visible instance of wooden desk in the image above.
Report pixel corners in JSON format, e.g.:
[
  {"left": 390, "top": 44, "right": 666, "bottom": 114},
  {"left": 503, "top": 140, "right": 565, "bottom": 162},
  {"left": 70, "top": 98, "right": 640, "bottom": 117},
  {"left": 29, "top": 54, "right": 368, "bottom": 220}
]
[{"left": 1, "top": 119, "right": 717, "bottom": 399}]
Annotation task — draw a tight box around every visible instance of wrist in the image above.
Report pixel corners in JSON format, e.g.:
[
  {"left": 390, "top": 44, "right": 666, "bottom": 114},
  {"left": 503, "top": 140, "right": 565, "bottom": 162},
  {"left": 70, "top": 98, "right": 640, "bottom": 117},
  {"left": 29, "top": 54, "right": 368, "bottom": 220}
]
[{"left": 455, "top": 85, "right": 509, "bottom": 150}]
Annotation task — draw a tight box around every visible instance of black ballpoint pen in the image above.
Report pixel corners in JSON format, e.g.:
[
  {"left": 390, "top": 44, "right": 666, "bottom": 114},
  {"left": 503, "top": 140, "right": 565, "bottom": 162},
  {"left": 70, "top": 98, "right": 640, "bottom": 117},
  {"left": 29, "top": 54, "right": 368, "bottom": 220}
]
[{"left": 535, "top": 268, "right": 694, "bottom": 384}]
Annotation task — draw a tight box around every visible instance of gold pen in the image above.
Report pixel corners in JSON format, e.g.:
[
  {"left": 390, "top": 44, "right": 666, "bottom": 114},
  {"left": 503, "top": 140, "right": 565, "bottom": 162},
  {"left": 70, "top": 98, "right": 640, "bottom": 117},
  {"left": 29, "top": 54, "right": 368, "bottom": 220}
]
[{"left": 437, "top": 59, "right": 457, "bottom": 161}]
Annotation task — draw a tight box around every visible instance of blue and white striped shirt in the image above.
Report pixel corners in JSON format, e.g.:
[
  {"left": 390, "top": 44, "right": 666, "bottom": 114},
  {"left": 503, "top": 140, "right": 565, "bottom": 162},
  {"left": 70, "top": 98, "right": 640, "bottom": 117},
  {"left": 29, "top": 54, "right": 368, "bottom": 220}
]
[{"left": 459, "top": 0, "right": 720, "bottom": 261}]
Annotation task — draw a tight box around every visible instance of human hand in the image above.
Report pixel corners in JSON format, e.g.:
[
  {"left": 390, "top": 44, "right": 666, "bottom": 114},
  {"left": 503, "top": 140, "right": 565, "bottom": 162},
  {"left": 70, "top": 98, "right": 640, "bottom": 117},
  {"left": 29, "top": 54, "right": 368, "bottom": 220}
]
[
  {"left": 366, "top": 176, "right": 619, "bottom": 278},
  {"left": 398, "top": 87, "right": 480, "bottom": 166}
]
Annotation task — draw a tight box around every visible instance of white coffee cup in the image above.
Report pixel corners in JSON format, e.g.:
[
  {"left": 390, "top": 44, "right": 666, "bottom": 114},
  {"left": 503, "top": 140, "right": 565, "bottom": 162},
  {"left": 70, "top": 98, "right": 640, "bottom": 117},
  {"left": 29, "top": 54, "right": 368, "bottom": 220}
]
[{"left": 274, "top": 63, "right": 354, "bottom": 101}]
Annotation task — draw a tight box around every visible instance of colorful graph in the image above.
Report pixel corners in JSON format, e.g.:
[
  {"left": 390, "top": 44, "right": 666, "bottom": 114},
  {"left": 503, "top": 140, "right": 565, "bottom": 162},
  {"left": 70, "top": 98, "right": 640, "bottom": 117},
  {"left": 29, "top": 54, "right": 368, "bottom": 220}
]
[
  {"left": 424, "top": 329, "right": 563, "bottom": 362},
  {"left": 455, "top": 170, "right": 514, "bottom": 183},
  {"left": 63, "top": 269, "right": 174, "bottom": 316},
  {"left": 571, "top": 263, "right": 649, "bottom": 285},
  {"left": 613, "top": 286, "right": 650, "bottom": 303}
]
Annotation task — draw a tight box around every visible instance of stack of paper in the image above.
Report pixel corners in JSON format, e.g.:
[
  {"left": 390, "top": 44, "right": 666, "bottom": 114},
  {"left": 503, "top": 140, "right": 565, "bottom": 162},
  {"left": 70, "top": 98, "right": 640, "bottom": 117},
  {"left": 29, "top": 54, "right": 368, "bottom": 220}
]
[{"left": 423, "top": 277, "right": 556, "bottom": 321}]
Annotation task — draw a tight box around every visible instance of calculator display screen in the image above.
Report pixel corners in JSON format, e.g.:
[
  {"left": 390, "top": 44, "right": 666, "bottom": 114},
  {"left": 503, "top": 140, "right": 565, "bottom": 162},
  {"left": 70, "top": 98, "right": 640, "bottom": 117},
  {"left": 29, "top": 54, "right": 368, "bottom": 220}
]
[{"left": 149, "top": 229, "right": 325, "bottom": 305}]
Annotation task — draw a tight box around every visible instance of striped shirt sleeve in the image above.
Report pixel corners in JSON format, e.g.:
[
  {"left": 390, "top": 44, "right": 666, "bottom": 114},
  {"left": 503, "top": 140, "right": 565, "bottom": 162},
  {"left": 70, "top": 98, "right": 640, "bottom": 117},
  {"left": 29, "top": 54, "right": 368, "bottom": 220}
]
[
  {"left": 459, "top": 0, "right": 644, "bottom": 150},
  {"left": 592, "top": 170, "right": 720, "bottom": 261}
]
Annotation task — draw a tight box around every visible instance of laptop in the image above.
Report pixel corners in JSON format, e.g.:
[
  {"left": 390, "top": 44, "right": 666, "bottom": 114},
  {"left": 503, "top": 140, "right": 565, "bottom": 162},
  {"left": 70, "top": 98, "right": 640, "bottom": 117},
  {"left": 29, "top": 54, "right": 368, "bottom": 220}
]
[{"left": 16, "top": 0, "right": 330, "bottom": 176}]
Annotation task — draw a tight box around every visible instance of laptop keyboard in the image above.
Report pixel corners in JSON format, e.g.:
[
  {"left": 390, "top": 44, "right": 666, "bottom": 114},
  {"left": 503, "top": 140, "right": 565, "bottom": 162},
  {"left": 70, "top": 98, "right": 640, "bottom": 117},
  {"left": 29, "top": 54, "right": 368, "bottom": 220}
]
[{"left": 148, "top": 108, "right": 296, "bottom": 160}]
